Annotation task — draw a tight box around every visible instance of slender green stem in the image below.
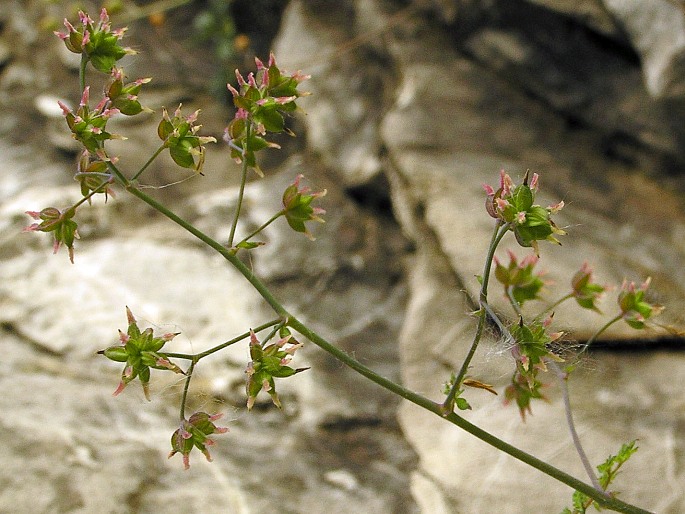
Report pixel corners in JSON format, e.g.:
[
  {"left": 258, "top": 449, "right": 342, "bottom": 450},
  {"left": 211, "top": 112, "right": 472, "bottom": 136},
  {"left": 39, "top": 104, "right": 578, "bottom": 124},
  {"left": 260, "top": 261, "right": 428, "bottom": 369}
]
[
  {"left": 481, "top": 298, "right": 513, "bottom": 343},
  {"left": 492, "top": 284, "right": 601, "bottom": 490},
  {"left": 228, "top": 124, "right": 252, "bottom": 247},
  {"left": 105, "top": 158, "right": 131, "bottom": 186},
  {"left": 287, "top": 316, "right": 651, "bottom": 514},
  {"left": 442, "top": 314, "right": 485, "bottom": 412},
  {"left": 535, "top": 293, "right": 573, "bottom": 322},
  {"left": 179, "top": 359, "right": 196, "bottom": 420},
  {"left": 479, "top": 222, "right": 509, "bottom": 299},
  {"left": 68, "top": 20, "right": 649, "bottom": 512},
  {"left": 261, "top": 321, "right": 286, "bottom": 347},
  {"left": 235, "top": 211, "right": 284, "bottom": 248},
  {"left": 550, "top": 361, "right": 604, "bottom": 492},
  {"left": 443, "top": 222, "right": 509, "bottom": 411},
  {"left": 71, "top": 179, "right": 112, "bottom": 210},
  {"left": 165, "top": 319, "right": 282, "bottom": 360},
  {"left": 120, "top": 183, "right": 288, "bottom": 317},
  {"left": 79, "top": 54, "right": 88, "bottom": 94},
  {"left": 131, "top": 144, "right": 167, "bottom": 181},
  {"left": 105, "top": 162, "right": 283, "bottom": 317},
  {"left": 501, "top": 284, "right": 603, "bottom": 493},
  {"left": 506, "top": 286, "right": 524, "bottom": 317},
  {"left": 582, "top": 314, "right": 622, "bottom": 352}
]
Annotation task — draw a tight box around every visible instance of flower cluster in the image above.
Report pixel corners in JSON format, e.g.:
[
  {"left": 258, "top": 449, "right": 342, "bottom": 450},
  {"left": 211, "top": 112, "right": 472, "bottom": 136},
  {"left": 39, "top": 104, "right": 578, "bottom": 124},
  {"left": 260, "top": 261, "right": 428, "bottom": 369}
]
[
  {"left": 504, "top": 370, "right": 546, "bottom": 421},
  {"left": 58, "top": 86, "right": 123, "bottom": 154},
  {"left": 224, "top": 53, "right": 309, "bottom": 176},
  {"left": 505, "top": 317, "right": 563, "bottom": 419},
  {"left": 484, "top": 170, "right": 565, "bottom": 254},
  {"left": 100, "top": 307, "right": 184, "bottom": 401},
  {"left": 494, "top": 250, "right": 546, "bottom": 306},
  {"left": 158, "top": 106, "right": 217, "bottom": 173},
  {"left": 24, "top": 207, "right": 79, "bottom": 263},
  {"left": 570, "top": 262, "right": 606, "bottom": 313},
  {"left": 282, "top": 174, "right": 327, "bottom": 240},
  {"left": 245, "top": 328, "right": 307, "bottom": 410},
  {"left": 618, "top": 278, "right": 663, "bottom": 329},
  {"left": 55, "top": 8, "right": 135, "bottom": 73},
  {"left": 169, "top": 412, "right": 228, "bottom": 469}
]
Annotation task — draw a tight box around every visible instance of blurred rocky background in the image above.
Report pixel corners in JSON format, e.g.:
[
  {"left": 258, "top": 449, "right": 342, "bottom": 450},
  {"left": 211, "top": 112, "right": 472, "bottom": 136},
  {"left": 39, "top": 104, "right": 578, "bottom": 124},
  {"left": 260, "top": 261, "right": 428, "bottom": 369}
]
[{"left": 1, "top": 0, "right": 685, "bottom": 512}]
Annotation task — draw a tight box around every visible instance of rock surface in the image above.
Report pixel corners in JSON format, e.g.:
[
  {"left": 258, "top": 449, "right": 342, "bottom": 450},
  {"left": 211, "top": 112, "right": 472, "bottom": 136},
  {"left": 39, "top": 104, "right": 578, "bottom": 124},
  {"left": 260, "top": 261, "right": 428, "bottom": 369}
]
[{"left": 2, "top": 0, "right": 685, "bottom": 513}]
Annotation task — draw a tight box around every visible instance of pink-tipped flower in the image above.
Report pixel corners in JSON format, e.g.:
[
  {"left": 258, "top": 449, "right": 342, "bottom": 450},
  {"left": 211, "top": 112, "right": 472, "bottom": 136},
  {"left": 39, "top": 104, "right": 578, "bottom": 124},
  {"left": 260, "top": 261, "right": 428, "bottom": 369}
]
[
  {"left": 57, "top": 100, "right": 72, "bottom": 116},
  {"left": 494, "top": 250, "right": 545, "bottom": 305},
  {"left": 24, "top": 207, "right": 79, "bottom": 262},
  {"left": 618, "top": 277, "right": 664, "bottom": 329},
  {"left": 227, "top": 83, "right": 240, "bottom": 97},
  {"left": 224, "top": 53, "right": 310, "bottom": 176},
  {"left": 500, "top": 169, "right": 513, "bottom": 197},
  {"left": 548, "top": 200, "right": 564, "bottom": 213},
  {"left": 157, "top": 105, "right": 216, "bottom": 173},
  {"left": 483, "top": 170, "right": 566, "bottom": 254},
  {"left": 106, "top": 69, "right": 152, "bottom": 116},
  {"left": 169, "top": 412, "right": 229, "bottom": 469},
  {"left": 55, "top": 8, "right": 134, "bottom": 72},
  {"left": 99, "top": 307, "right": 184, "bottom": 400},
  {"left": 570, "top": 262, "right": 606, "bottom": 312},
  {"left": 282, "top": 174, "right": 327, "bottom": 240},
  {"left": 235, "top": 69, "right": 247, "bottom": 87},
  {"left": 245, "top": 328, "right": 308, "bottom": 410}
]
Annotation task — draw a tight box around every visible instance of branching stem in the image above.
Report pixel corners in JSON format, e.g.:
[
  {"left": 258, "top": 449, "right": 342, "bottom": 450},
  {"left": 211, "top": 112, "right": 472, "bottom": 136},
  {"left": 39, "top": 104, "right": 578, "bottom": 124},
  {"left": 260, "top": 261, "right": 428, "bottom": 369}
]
[
  {"left": 164, "top": 319, "right": 282, "bottom": 360},
  {"left": 119, "top": 184, "right": 649, "bottom": 513},
  {"left": 235, "top": 211, "right": 284, "bottom": 249},
  {"left": 443, "top": 222, "right": 508, "bottom": 411},
  {"left": 505, "top": 283, "right": 603, "bottom": 493},
  {"left": 131, "top": 144, "right": 166, "bottom": 181},
  {"left": 67, "top": 21, "right": 652, "bottom": 514},
  {"left": 179, "top": 359, "right": 196, "bottom": 420}
]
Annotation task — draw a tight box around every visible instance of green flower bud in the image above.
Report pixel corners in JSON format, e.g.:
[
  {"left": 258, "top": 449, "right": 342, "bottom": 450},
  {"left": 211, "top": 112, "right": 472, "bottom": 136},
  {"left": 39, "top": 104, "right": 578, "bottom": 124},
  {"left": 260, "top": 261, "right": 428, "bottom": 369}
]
[
  {"left": 158, "top": 106, "right": 216, "bottom": 173},
  {"left": 282, "top": 175, "right": 327, "bottom": 240},
  {"left": 54, "top": 9, "right": 135, "bottom": 74},
  {"left": 99, "top": 307, "right": 182, "bottom": 400},
  {"left": 169, "top": 412, "right": 228, "bottom": 469},
  {"left": 24, "top": 207, "right": 79, "bottom": 262}
]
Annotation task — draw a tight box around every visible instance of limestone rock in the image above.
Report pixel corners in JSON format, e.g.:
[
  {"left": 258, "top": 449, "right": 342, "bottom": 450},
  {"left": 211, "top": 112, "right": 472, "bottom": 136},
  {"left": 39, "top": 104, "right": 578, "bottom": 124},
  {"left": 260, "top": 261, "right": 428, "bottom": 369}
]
[
  {"left": 526, "top": 0, "right": 623, "bottom": 38},
  {"left": 604, "top": 0, "right": 685, "bottom": 99},
  {"left": 273, "top": 0, "right": 388, "bottom": 186},
  {"left": 4, "top": 0, "right": 685, "bottom": 513},
  {"left": 274, "top": 1, "right": 685, "bottom": 512}
]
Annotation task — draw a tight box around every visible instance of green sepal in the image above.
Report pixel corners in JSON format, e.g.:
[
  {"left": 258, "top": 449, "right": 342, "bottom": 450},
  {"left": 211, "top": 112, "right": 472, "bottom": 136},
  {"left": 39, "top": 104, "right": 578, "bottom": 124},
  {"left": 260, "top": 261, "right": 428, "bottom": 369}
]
[
  {"left": 169, "top": 143, "right": 196, "bottom": 169},
  {"left": 158, "top": 119, "right": 174, "bottom": 140},
  {"left": 138, "top": 366, "right": 150, "bottom": 384},
  {"left": 103, "top": 346, "right": 129, "bottom": 362},
  {"left": 510, "top": 184, "right": 533, "bottom": 212},
  {"left": 113, "top": 98, "right": 143, "bottom": 116},
  {"left": 254, "top": 107, "right": 285, "bottom": 133}
]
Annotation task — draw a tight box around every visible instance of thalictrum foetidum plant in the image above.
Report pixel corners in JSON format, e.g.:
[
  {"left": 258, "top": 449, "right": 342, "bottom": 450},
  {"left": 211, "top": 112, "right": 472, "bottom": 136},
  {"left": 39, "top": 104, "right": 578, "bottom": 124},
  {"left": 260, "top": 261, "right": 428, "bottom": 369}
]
[{"left": 25, "top": 9, "right": 667, "bottom": 513}]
